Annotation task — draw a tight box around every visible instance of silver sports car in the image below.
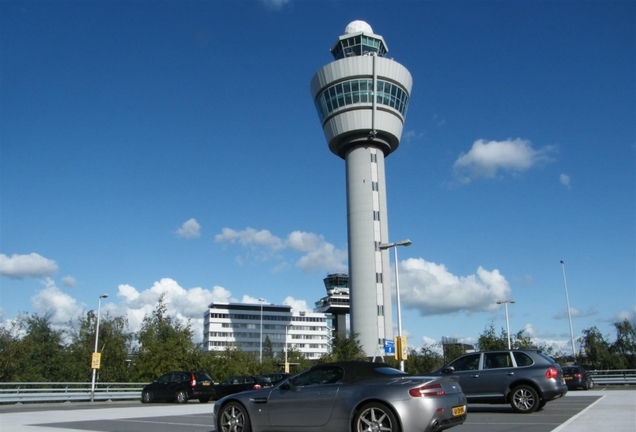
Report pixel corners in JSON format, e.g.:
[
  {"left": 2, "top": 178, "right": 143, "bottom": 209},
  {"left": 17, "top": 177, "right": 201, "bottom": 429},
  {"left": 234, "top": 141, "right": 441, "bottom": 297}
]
[{"left": 213, "top": 361, "right": 467, "bottom": 432}]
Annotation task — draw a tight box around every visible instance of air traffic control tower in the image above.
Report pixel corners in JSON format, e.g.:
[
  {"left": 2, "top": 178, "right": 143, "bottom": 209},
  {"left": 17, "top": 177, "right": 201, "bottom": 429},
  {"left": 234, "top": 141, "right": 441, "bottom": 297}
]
[{"left": 310, "top": 21, "right": 413, "bottom": 357}]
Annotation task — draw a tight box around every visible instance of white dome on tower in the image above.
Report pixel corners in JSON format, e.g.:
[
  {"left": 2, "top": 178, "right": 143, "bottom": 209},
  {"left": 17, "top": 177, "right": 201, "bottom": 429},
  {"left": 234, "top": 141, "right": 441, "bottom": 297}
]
[{"left": 345, "top": 20, "right": 373, "bottom": 34}]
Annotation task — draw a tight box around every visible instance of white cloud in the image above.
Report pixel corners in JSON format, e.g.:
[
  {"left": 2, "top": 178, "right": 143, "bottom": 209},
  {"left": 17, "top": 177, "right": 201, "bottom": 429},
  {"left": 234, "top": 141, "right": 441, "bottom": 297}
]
[
  {"left": 282, "top": 296, "right": 310, "bottom": 312},
  {"left": 114, "top": 278, "right": 235, "bottom": 342},
  {"left": 553, "top": 306, "right": 598, "bottom": 320},
  {"left": 613, "top": 305, "right": 636, "bottom": 323},
  {"left": 176, "top": 218, "right": 201, "bottom": 239},
  {"left": 216, "top": 227, "right": 285, "bottom": 250},
  {"left": 241, "top": 295, "right": 268, "bottom": 304},
  {"left": 403, "top": 130, "right": 425, "bottom": 143},
  {"left": 560, "top": 173, "right": 571, "bottom": 188},
  {"left": 522, "top": 323, "right": 536, "bottom": 337},
  {"left": 31, "top": 278, "right": 84, "bottom": 323},
  {"left": 397, "top": 258, "right": 512, "bottom": 315},
  {"left": 62, "top": 276, "right": 77, "bottom": 288},
  {"left": 260, "top": 0, "right": 291, "bottom": 9},
  {"left": 0, "top": 253, "right": 59, "bottom": 279},
  {"left": 432, "top": 114, "right": 445, "bottom": 127},
  {"left": 453, "top": 138, "right": 556, "bottom": 183},
  {"left": 215, "top": 227, "right": 347, "bottom": 274}
]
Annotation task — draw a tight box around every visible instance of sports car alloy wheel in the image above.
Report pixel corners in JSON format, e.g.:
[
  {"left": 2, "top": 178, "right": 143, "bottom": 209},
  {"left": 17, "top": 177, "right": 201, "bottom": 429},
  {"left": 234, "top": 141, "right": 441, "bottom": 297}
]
[
  {"left": 218, "top": 402, "right": 252, "bottom": 432},
  {"left": 354, "top": 402, "right": 399, "bottom": 432},
  {"left": 510, "top": 385, "right": 540, "bottom": 413}
]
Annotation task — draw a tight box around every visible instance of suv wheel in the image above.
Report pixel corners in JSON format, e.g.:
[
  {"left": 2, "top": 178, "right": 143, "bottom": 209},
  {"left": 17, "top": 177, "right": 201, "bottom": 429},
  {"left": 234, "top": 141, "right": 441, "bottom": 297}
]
[
  {"left": 141, "top": 391, "right": 153, "bottom": 403},
  {"left": 510, "top": 385, "right": 540, "bottom": 413},
  {"left": 175, "top": 389, "right": 189, "bottom": 403}
]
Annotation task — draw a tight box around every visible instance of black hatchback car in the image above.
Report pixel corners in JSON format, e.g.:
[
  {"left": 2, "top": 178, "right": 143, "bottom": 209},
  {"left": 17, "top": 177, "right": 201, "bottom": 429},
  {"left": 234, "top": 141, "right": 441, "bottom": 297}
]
[
  {"left": 142, "top": 371, "right": 215, "bottom": 403},
  {"left": 562, "top": 365, "right": 595, "bottom": 390},
  {"left": 434, "top": 349, "right": 568, "bottom": 413}
]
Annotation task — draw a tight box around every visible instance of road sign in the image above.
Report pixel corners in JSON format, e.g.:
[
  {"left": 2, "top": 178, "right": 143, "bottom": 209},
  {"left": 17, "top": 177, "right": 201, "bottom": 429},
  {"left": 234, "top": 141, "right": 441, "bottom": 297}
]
[{"left": 384, "top": 339, "right": 395, "bottom": 354}]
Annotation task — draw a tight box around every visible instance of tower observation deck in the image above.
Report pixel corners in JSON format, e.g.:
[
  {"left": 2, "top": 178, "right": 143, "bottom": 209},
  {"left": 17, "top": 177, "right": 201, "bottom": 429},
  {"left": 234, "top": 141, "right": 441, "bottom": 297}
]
[
  {"left": 310, "top": 21, "right": 413, "bottom": 357},
  {"left": 314, "top": 273, "right": 350, "bottom": 338}
]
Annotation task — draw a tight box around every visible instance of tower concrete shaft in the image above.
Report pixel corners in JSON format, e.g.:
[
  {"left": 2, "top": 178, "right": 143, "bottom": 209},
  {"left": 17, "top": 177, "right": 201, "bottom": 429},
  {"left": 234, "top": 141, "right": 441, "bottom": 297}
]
[{"left": 310, "top": 21, "right": 412, "bottom": 357}]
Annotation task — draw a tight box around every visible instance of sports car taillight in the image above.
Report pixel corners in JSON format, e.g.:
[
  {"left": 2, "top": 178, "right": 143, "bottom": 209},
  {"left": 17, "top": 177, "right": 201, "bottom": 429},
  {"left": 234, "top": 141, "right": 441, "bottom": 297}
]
[
  {"left": 545, "top": 367, "right": 559, "bottom": 379},
  {"left": 409, "top": 383, "right": 446, "bottom": 397}
]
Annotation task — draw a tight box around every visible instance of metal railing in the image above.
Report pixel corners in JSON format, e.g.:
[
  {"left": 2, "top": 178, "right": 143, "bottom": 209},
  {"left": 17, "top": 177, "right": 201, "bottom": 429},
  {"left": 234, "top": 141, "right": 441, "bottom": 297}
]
[
  {"left": 589, "top": 369, "right": 636, "bottom": 385},
  {"left": 0, "top": 370, "right": 634, "bottom": 404},
  {"left": 0, "top": 382, "right": 145, "bottom": 404}
]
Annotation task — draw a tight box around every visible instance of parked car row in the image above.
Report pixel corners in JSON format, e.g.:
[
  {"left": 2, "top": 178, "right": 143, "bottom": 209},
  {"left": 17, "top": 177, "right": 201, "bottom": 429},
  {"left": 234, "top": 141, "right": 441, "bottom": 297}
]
[
  {"left": 142, "top": 349, "right": 574, "bottom": 432},
  {"left": 141, "top": 371, "right": 291, "bottom": 404},
  {"left": 141, "top": 371, "right": 215, "bottom": 404}
]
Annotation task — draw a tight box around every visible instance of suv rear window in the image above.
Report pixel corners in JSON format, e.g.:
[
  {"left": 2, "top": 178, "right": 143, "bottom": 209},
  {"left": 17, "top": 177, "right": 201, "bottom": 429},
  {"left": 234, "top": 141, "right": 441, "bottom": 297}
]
[
  {"left": 535, "top": 352, "right": 558, "bottom": 365},
  {"left": 513, "top": 352, "right": 534, "bottom": 367}
]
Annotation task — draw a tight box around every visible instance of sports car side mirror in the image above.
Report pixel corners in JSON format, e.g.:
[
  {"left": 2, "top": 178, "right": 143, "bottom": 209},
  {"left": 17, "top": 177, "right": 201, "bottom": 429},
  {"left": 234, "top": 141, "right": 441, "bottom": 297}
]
[{"left": 441, "top": 367, "right": 455, "bottom": 374}]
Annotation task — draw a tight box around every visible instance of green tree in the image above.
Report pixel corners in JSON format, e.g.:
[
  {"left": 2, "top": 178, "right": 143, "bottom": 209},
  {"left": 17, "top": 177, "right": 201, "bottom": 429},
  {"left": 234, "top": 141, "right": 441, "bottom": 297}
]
[
  {"left": 262, "top": 336, "right": 274, "bottom": 364},
  {"left": 11, "top": 314, "right": 67, "bottom": 381},
  {"left": 476, "top": 322, "right": 537, "bottom": 352},
  {"left": 319, "top": 333, "right": 366, "bottom": 363},
  {"left": 405, "top": 344, "right": 444, "bottom": 374},
  {"left": 476, "top": 323, "right": 508, "bottom": 351},
  {"left": 131, "top": 295, "right": 198, "bottom": 381},
  {"left": 442, "top": 342, "right": 467, "bottom": 363},
  {"left": 66, "top": 311, "right": 133, "bottom": 382},
  {"left": 0, "top": 315, "right": 24, "bottom": 381},
  {"left": 579, "top": 326, "right": 613, "bottom": 369},
  {"left": 273, "top": 345, "right": 312, "bottom": 374},
  {"left": 512, "top": 330, "right": 537, "bottom": 349},
  {"left": 611, "top": 319, "right": 636, "bottom": 368},
  {"left": 203, "top": 347, "right": 260, "bottom": 382}
]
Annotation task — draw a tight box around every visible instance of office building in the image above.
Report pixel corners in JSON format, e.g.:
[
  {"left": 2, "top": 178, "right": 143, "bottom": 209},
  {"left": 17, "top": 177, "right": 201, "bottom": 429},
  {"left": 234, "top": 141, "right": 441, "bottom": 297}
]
[{"left": 203, "top": 302, "right": 330, "bottom": 360}]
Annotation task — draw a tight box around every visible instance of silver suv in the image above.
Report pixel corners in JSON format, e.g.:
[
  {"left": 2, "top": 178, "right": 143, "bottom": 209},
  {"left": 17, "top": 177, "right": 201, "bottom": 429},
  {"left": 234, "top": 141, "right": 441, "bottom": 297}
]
[{"left": 436, "top": 349, "right": 568, "bottom": 413}]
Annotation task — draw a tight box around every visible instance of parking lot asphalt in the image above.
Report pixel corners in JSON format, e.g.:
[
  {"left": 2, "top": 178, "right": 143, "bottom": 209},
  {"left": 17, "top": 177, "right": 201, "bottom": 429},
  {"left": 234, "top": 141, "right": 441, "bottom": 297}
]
[{"left": 0, "top": 388, "right": 634, "bottom": 432}]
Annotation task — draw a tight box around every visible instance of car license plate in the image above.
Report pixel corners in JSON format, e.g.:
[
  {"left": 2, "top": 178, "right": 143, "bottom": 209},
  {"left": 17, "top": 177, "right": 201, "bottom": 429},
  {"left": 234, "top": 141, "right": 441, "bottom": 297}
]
[
  {"left": 202, "top": 382, "right": 210, "bottom": 386},
  {"left": 452, "top": 405, "right": 466, "bottom": 417},
  {"left": 564, "top": 377, "right": 572, "bottom": 380}
]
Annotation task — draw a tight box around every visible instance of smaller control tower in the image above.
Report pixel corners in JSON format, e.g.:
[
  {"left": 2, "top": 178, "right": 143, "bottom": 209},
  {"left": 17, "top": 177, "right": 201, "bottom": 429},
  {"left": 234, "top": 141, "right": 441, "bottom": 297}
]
[
  {"left": 314, "top": 273, "right": 350, "bottom": 338},
  {"left": 310, "top": 21, "right": 413, "bottom": 357}
]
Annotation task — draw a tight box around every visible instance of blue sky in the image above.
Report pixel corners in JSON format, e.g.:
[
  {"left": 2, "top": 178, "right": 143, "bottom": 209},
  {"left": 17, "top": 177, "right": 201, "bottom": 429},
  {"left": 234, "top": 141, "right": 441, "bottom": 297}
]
[{"left": 1, "top": 0, "right": 634, "bottom": 355}]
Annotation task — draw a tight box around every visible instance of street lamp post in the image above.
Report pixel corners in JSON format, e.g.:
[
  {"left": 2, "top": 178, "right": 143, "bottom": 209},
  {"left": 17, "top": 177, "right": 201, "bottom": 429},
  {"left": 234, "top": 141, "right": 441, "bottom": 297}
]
[
  {"left": 496, "top": 300, "right": 515, "bottom": 349},
  {"left": 379, "top": 239, "right": 412, "bottom": 372},
  {"left": 284, "top": 325, "right": 289, "bottom": 373},
  {"left": 560, "top": 260, "right": 577, "bottom": 358},
  {"left": 90, "top": 294, "right": 108, "bottom": 402},
  {"left": 258, "top": 298, "right": 266, "bottom": 363}
]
